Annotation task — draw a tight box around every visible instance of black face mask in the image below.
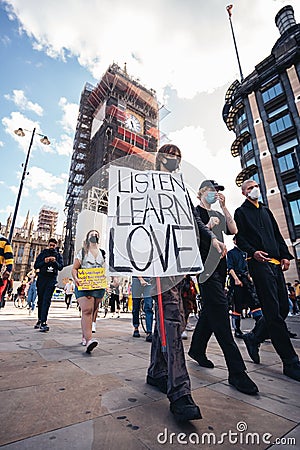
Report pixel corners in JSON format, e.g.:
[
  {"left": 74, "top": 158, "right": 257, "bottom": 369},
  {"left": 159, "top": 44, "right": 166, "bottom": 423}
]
[
  {"left": 89, "top": 235, "right": 99, "bottom": 244},
  {"left": 163, "top": 157, "right": 179, "bottom": 172}
]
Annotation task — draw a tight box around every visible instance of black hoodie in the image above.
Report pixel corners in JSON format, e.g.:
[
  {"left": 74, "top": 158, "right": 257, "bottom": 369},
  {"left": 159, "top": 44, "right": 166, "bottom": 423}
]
[
  {"left": 234, "top": 199, "right": 293, "bottom": 261},
  {"left": 34, "top": 248, "right": 63, "bottom": 278}
]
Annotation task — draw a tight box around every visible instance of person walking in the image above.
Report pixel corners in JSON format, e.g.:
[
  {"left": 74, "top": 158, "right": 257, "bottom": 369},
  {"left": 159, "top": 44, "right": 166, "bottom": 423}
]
[
  {"left": 34, "top": 238, "right": 63, "bottom": 332},
  {"left": 146, "top": 145, "right": 235, "bottom": 421},
  {"left": 109, "top": 277, "right": 120, "bottom": 318},
  {"left": 0, "top": 233, "right": 13, "bottom": 309},
  {"left": 26, "top": 270, "right": 38, "bottom": 314},
  {"left": 64, "top": 278, "right": 75, "bottom": 309},
  {"left": 227, "top": 237, "right": 263, "bottom": 338},
  {"left": 234, "top": 179, "right": 300, "bottom": 381},
  {"left": 72, "top": 230, "right": 106, "bottom": 353},
  {"left": 131, "top": 276, "right": 153, "bottom": 342}
]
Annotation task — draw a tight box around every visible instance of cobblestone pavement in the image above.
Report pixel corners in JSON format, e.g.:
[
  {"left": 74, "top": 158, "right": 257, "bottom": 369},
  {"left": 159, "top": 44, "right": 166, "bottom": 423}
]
[{"left": 0, "top": 301, "right": 299, "bottom": 449}]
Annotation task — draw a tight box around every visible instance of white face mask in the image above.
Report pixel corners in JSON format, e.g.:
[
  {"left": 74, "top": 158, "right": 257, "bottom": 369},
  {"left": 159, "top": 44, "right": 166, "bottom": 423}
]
[{"left": 248, "top": 186, "right": 260, "bottom": 200}]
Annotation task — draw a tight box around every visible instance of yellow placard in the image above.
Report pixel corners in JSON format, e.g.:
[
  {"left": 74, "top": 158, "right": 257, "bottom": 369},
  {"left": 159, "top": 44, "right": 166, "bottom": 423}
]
[{"left": 77, "top": 267, "right": 107, "bottom": 290}]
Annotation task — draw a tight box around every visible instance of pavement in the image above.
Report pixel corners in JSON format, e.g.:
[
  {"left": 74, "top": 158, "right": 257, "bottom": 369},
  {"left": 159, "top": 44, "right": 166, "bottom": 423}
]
[{"left": 0, "top": 301, "right": 299, "bottom": 450}]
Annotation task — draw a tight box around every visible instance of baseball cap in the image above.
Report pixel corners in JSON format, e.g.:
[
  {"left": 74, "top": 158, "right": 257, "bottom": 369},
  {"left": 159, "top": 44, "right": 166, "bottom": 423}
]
[{"left": 199, "top": 179, "right": 225, "bottom": 191}]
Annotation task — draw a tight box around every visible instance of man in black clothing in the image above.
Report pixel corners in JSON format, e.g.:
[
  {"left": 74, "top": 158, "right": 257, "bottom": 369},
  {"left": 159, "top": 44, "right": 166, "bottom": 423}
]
[
  {"left": 34, "top": 238, "right": 63, "bottom": 331},
  {"left": 234, "top": 179, "right": 300, "bottom": 382},
  {"left": 227, "top": 237, "right": 262, "bottom": 338},
  {"left": 189, "top": 180, "right": 258, "bottom": 395}
]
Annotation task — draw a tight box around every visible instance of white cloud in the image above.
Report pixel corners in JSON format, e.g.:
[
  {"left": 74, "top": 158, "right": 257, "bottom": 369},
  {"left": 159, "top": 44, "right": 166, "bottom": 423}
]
[
  {"left": 53, "top": 133, "right": 73, "bottom": 156},
  {"left": 0, "top": 141, "right": 4, "bottom": 147},
  {"left": 0, "top": 205, "right": 14, "bottom": 215},
  {"left": 3, "top": 0, "right": 299, "bottom": 99},
  {"left": 168, "top": 125, "right": 243, "bottom": 212},
  {"left": 26, "top": 166, "right": 65, "bottom": 190},
  {"left": 4, "top": 89, "right": 43, "bottom": 116},
  {"left": 37, "top": 190, "right": 65, "bottom": 207},
  {"left": 58, "top": 97, "right": 78, "bottom": 133},
  {"left": 2, "top": 111, "right": 54, "bottom": 154}
]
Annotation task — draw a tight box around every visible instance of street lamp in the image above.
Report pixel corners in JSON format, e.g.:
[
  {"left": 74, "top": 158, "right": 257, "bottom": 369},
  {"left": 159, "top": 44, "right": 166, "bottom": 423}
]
[{"left": 8, "top": 127, "right": 50, "bottom": 242}]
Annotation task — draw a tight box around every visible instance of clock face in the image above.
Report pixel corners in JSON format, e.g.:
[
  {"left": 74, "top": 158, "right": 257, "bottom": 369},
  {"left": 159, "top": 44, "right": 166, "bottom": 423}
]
[{"left": 125, "top": 113, "right": 142, "bottom": 133}]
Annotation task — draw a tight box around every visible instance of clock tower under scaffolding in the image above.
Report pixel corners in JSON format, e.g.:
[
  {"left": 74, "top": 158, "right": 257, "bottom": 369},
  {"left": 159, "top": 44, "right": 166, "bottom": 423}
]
[{"left": 63, "top": 63, "right": 159, "bottom": 265}]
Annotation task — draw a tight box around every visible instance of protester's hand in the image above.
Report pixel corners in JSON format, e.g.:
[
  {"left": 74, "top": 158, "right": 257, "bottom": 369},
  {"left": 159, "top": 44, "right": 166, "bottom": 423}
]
[
  {"left": 253, "top": 251, "right": 271, "bottom": 263},
  {"left": 212, "top": 238, "right": 227, "bottom": 258},
  {"left": 217, "top": 192, "right": 226, "bottom": 208},
  {"left": 281, "top": 259, "right": 290, "bottom": 271},
  {"left": 235, "top": 279, "right": 243, "bottom": 287},
  {"left": 74, "top": 276, "right": 80, "bottom": 287},
  {"left": 207, "top": 217, "right": 220, "bottom": 229}
]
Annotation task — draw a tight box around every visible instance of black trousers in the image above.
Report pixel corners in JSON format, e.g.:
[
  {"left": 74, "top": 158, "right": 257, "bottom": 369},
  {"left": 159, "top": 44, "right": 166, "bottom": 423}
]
[
  {"left": 232, "top": 274, "right": 261, "bottom": 314},
  {"left": 37, "top": 277, "right": 56, "bottom": 323},
  {"left": 248, "top": 260, "right": 298, "bottom": 364},
  {"left": 189, "top": 271, "right": 246, "bottom": 374}
]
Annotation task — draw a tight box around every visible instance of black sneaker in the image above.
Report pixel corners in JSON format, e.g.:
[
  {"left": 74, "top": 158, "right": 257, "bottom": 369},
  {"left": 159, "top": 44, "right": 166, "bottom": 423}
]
[
  {"left": 146, "top": 374, "right": 168, "bottom": 394},
  {"left": 188, "top": 350, "right": 214, "bottom": 368},
  {"left": 243, "top": 332, "right": 260, "bottom": 364},
  {"left": 145, "top": 333, "right": 152, "bottom": 342},
  {"left": 234, "top": 330, "right": 244, "bottom": 339},
  {"left": 40, "top": 323, "right": 49, "bottom": 332},
  {"left": 170, "top": 395, "right": 202, "bottom": 422},
  {"left": 228, "top": 372, "right": 259, "bottom": 395},
  {"left": 288, "top": 331, "right": 297, "bottom": 339},
  {"left": 133, "top": 329, "right": 140, "bottom": 338},
  {"left": 283, "top": 361, "right": 300, "bottom": 381},
  {"left": 34, "top": 320, "right": 41, "bottom": 329}
]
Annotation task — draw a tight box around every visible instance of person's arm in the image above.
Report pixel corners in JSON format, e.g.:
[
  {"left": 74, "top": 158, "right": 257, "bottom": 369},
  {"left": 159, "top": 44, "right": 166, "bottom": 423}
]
[
  {"left": 138, "top": 276, "right": 148, "bottom": 286},
  {"left": 266, "top": 209, "right": 293, "bottom": 261},
  {"left": 2, "top": 241, "right": 13, "bottom": 277},
  {"left": 218, "top": 193, "right": 238, "bottom": 235},
  {"left": 55, "top": 252, "right": 64, "bottom": 271},
  {"left": 234, "top": 209, "right": 257, "bottom": 257},
  {"left": 72, "top": 259, "right": 81, "bottom": 287},
  {"left": 34, "top": 251, "right": 46, "bottom": 270},
  {"left": 228, "top": 268, "right": 243, "bottom": 286}
]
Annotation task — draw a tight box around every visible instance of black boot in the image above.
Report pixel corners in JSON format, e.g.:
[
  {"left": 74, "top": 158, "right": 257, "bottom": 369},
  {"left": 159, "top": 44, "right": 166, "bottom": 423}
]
[
  {"left": 170, "top": 395, "right": 202, "bottom": 422},
  {"left": 228, "top": 372, "right": 259, "bottom": 395},
  {"left": 233, "top": 315, "right": 244, "bottom": 338},
  {"left": 243, "top": 332, "right": 260, "bottom": 364},
  {"left": 283, "top": 360, "right": 300, "bottom": 381}
]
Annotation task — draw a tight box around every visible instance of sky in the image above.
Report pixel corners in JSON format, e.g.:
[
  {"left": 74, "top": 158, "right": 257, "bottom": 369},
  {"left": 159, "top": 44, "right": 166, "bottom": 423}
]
[{"left": 0, "top": 0, "right": 299, "bottom": 242}]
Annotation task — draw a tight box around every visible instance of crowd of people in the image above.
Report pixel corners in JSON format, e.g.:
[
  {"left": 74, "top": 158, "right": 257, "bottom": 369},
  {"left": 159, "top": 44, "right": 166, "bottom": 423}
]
[{"left": 1, "top": 144, "right": 300, "bottom": 423}]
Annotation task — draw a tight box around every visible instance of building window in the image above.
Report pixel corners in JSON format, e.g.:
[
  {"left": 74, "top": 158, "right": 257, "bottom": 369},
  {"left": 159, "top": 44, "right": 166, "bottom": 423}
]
[
  {"left": 285, "top": 181, "right": 299, "bottom": 194},
  {"left": 28, "top": 247, "right": 35, "bottom": 265},
  {"left": 236, "top": 109, "right": 246, "bottom": 125},
  {"left": 268, "top": 104, "right": 288, "bottom": 119},
  {"left": 289, "top": 199, "right": 300, "bottom": 226},
  {"left": 250, "top": 173, "right": 260, "bottom": 185},
  {"left": 276, "top": 138, "right": 298, "bottom": 154},
  {"left": 16, "top": 245, "right": 24, "bottom": 264},
  {"left": 245, "top": 157, "right": 256, "bottom": 167},
  {"left": 239, "top": 126, "right": 249, "bottom": 135},
  {"left": 241, "top": 139, "right": 253, "bottom": 156},
  {"left": 262, "top": 82, "right": 283, "bottom": 103},
  {"left": 269, "top": 114, "right": 292, "bottom": 136},
  {"left": 278, "top": 153, "right": 294, "bottom": 172}
]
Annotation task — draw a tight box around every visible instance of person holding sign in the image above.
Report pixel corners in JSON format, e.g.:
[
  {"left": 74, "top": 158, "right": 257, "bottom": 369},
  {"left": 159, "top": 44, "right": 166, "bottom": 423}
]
[
  {"left": 72, "top": 230, "right": 106, "bottom": 354},
  {"left": 146, "top": 144, "right": 223, "bottom": 422}
]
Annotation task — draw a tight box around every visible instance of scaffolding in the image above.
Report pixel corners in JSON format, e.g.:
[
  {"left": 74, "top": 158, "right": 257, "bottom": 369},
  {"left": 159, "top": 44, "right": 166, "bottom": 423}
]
[{"left": 63, "top": 64, "right": 159, "bottom": 265}]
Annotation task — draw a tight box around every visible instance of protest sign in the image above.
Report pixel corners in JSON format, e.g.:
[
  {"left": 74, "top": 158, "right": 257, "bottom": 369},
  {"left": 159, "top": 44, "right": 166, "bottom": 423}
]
[
  {"left": 107, "top": 166, "right": 203, "bottom": 277},
  {"left": 77, "top": 267, "right": 108, "bottom": 290}
]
